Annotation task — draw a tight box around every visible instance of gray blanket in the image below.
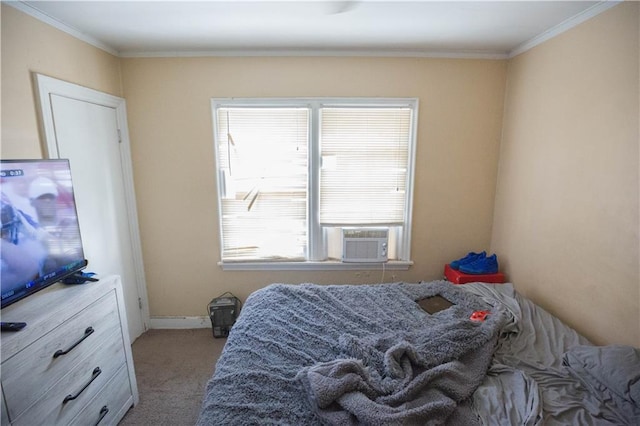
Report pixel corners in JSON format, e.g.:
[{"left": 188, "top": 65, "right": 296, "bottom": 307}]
[
  {"left": 197, "top": 281, "right": 506, "bottom": 425},
  {"left": 298, "top": 283, "right": 505, "bottom": 425}
]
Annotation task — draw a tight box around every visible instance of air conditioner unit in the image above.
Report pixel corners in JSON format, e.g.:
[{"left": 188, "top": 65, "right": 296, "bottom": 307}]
[{"left": 342, "top": 227, "right": 388, "bottom": 263}]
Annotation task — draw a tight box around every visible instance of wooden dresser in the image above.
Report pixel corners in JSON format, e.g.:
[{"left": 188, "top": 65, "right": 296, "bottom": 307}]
[{"left": 1, "top": 275, "right": 138, "bottom": 425}]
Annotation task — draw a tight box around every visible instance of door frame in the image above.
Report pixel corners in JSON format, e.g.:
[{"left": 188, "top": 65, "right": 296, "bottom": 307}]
[{"left": 33, "top": 73, "right": 150, "bottom": 335}]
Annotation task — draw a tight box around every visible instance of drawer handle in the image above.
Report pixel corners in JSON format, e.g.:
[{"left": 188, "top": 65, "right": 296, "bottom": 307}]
[
  {"left": 63, "top": 366, "right": 101, "bottom": 404},
  {"left": 53, "top": 327, "right": 94, "bottom": 358},
  {"left": 96, "top": 405, "right": 109, "bottom": 425}
]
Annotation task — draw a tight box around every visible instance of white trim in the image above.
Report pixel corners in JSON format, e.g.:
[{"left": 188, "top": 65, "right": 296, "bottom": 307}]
[
  {"left": 308, "top": 106, "right": 323, "bottom": 261},
  {"left": 149, "top": 316, "right": 211, "bottom": 329},
  {"left": 8, "top": 1, "right": 119, "bottom": 56},
  {"left": 119, "top": 49, "right": 508, "bottom": 60},
  {"left": 32, "top": 73, "right": 151, "bottom": 336},
  {"left": 218, "top": 260, "right": 413, "bottom": 271},
  {"left": 212, "top": 97, "right": 418, "bottom": 108},
  {"left": 403, "top": 99, "right": 419, "bottom": 261},
  {"left": 114, "top": 102, "right": 151, "bottom": 332},
  {"left": 509, "top": 1, "right": 621, "bottom": 58}
]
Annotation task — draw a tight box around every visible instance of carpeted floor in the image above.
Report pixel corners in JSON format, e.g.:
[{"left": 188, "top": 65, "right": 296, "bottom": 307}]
[{"left": 119, "top": 329, "right": 226, "bottom": 426}]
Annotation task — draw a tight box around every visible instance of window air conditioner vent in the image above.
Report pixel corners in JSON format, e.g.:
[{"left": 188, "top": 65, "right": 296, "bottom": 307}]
[{"left": 342, "top": 228, "right": 388, "bottom": 263}]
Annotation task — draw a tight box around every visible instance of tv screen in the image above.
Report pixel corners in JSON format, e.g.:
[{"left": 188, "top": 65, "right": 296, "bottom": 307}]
[{"left": 1, "top": 159, "right": 87, "bottom": 308}]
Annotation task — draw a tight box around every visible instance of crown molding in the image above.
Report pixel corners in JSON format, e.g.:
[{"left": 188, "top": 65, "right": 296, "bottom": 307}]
[
  {"left": 6, "top": 0, "right": 120, "bottom": 56},
  {"left": 118, "top": 49, "right": 508, "bottom": 60},
  {"left": 509, "top": 0, "right": 621, "bottom": 58}
]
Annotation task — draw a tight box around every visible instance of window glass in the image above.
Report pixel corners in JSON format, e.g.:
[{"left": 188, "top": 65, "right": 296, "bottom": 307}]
[{"left": 215, "top": 107, "right": 309, "bottom": 260}]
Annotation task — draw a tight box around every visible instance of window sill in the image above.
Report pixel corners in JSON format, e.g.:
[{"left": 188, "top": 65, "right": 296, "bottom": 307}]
[{"left": 218, "top": 260, "right": 413, "bottom": 271}]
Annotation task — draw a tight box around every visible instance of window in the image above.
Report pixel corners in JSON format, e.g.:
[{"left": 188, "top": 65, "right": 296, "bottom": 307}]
[{"left": 211, "top": 98, "right": 417, "bottom": 270}]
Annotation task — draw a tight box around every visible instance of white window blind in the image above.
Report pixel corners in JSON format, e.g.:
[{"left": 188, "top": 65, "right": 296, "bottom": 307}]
[
  {"left": 215, "top": 107, "right": 309, "bottom": 261},
  {"left": 320, "top": 107, "right": 412, "bottom": 225}
]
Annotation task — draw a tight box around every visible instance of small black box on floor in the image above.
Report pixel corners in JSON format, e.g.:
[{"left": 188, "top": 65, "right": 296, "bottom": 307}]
[{"left": 208, "top": 294, "right": 241, "bottom": 338}]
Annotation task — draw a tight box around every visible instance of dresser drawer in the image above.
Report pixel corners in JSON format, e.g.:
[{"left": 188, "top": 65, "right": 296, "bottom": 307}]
[
  {"left": 3, "top": 291, "right": 121, "bottom": 419},
  {"left": 70, "top": 364, "right": 133, "bottom": 426},
  {"left": 11, "top": 330, "right": 126, "bottom": 426},
  {"left": 0, "top": 276, "right": 138, "bottom": 426}
]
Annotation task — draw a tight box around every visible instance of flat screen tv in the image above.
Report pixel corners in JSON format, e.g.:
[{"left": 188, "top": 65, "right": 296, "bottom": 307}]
[{"left": 1, "top": 159, "right": 87, "bottom": 308}]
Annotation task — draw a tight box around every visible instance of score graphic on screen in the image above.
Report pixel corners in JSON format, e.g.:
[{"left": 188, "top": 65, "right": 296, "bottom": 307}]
[{"left": 0, "top": 169, "right": 25, "bottom": 178}]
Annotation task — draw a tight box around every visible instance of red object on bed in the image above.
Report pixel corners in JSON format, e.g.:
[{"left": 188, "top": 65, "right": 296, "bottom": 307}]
[{"left": 444, "top": 263, "right": 505, "bottom": 284}]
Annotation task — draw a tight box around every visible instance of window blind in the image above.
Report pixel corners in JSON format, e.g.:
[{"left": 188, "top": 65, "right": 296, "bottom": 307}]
[
  {"left": 216, "top": 107, "right": 309, "bottom": 260},
  {"left": 319, "top": 107, "right": 412, "bottom": 225}
]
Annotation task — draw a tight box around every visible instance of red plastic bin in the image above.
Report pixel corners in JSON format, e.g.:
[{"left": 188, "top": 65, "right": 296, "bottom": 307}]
[{"left": 444, "top": 263, "right": 505, "bottom": 284}]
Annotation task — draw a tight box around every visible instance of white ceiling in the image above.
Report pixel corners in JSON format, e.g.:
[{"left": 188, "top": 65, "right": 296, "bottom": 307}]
[{"left": 10, "top": 1, "right": 618, "bottom": 58}]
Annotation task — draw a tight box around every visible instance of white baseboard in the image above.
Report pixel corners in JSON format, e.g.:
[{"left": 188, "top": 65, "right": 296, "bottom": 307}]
[{"left": 149, "top": 316, "right": 211, "bottom": 329}]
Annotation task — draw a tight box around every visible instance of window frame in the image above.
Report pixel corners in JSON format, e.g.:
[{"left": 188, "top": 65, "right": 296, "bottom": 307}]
[{"left": 211, "top": 97, "right": 418, "bottom": 271}]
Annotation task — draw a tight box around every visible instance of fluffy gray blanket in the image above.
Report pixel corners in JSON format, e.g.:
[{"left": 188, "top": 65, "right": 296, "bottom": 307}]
[
  {"left": 197, "top": 281, "right": 506, "bottom": 426},
  {"left": 298, "top": 283, "right": 505, "bottom": 425}
]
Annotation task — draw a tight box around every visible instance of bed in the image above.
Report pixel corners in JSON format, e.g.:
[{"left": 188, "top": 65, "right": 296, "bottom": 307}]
[{"left": 197, "top": 280, "right": 640, "bottom": 425}]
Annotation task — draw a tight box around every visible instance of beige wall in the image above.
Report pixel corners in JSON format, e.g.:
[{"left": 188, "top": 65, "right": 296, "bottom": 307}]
[
  {"left": 120, "top": 56, "right": 507, "bottom": 315},
  {"left": 1, "top": 3, "right": 122, "bottom": 159},
  {"left": 492, "top": 2, "right": 640, "bottom": 346}
]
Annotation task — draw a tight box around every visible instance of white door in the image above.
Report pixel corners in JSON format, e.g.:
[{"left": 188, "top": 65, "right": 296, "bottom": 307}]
[{"left": 34, "top": 74, "right": 148, "bottom": 342}]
